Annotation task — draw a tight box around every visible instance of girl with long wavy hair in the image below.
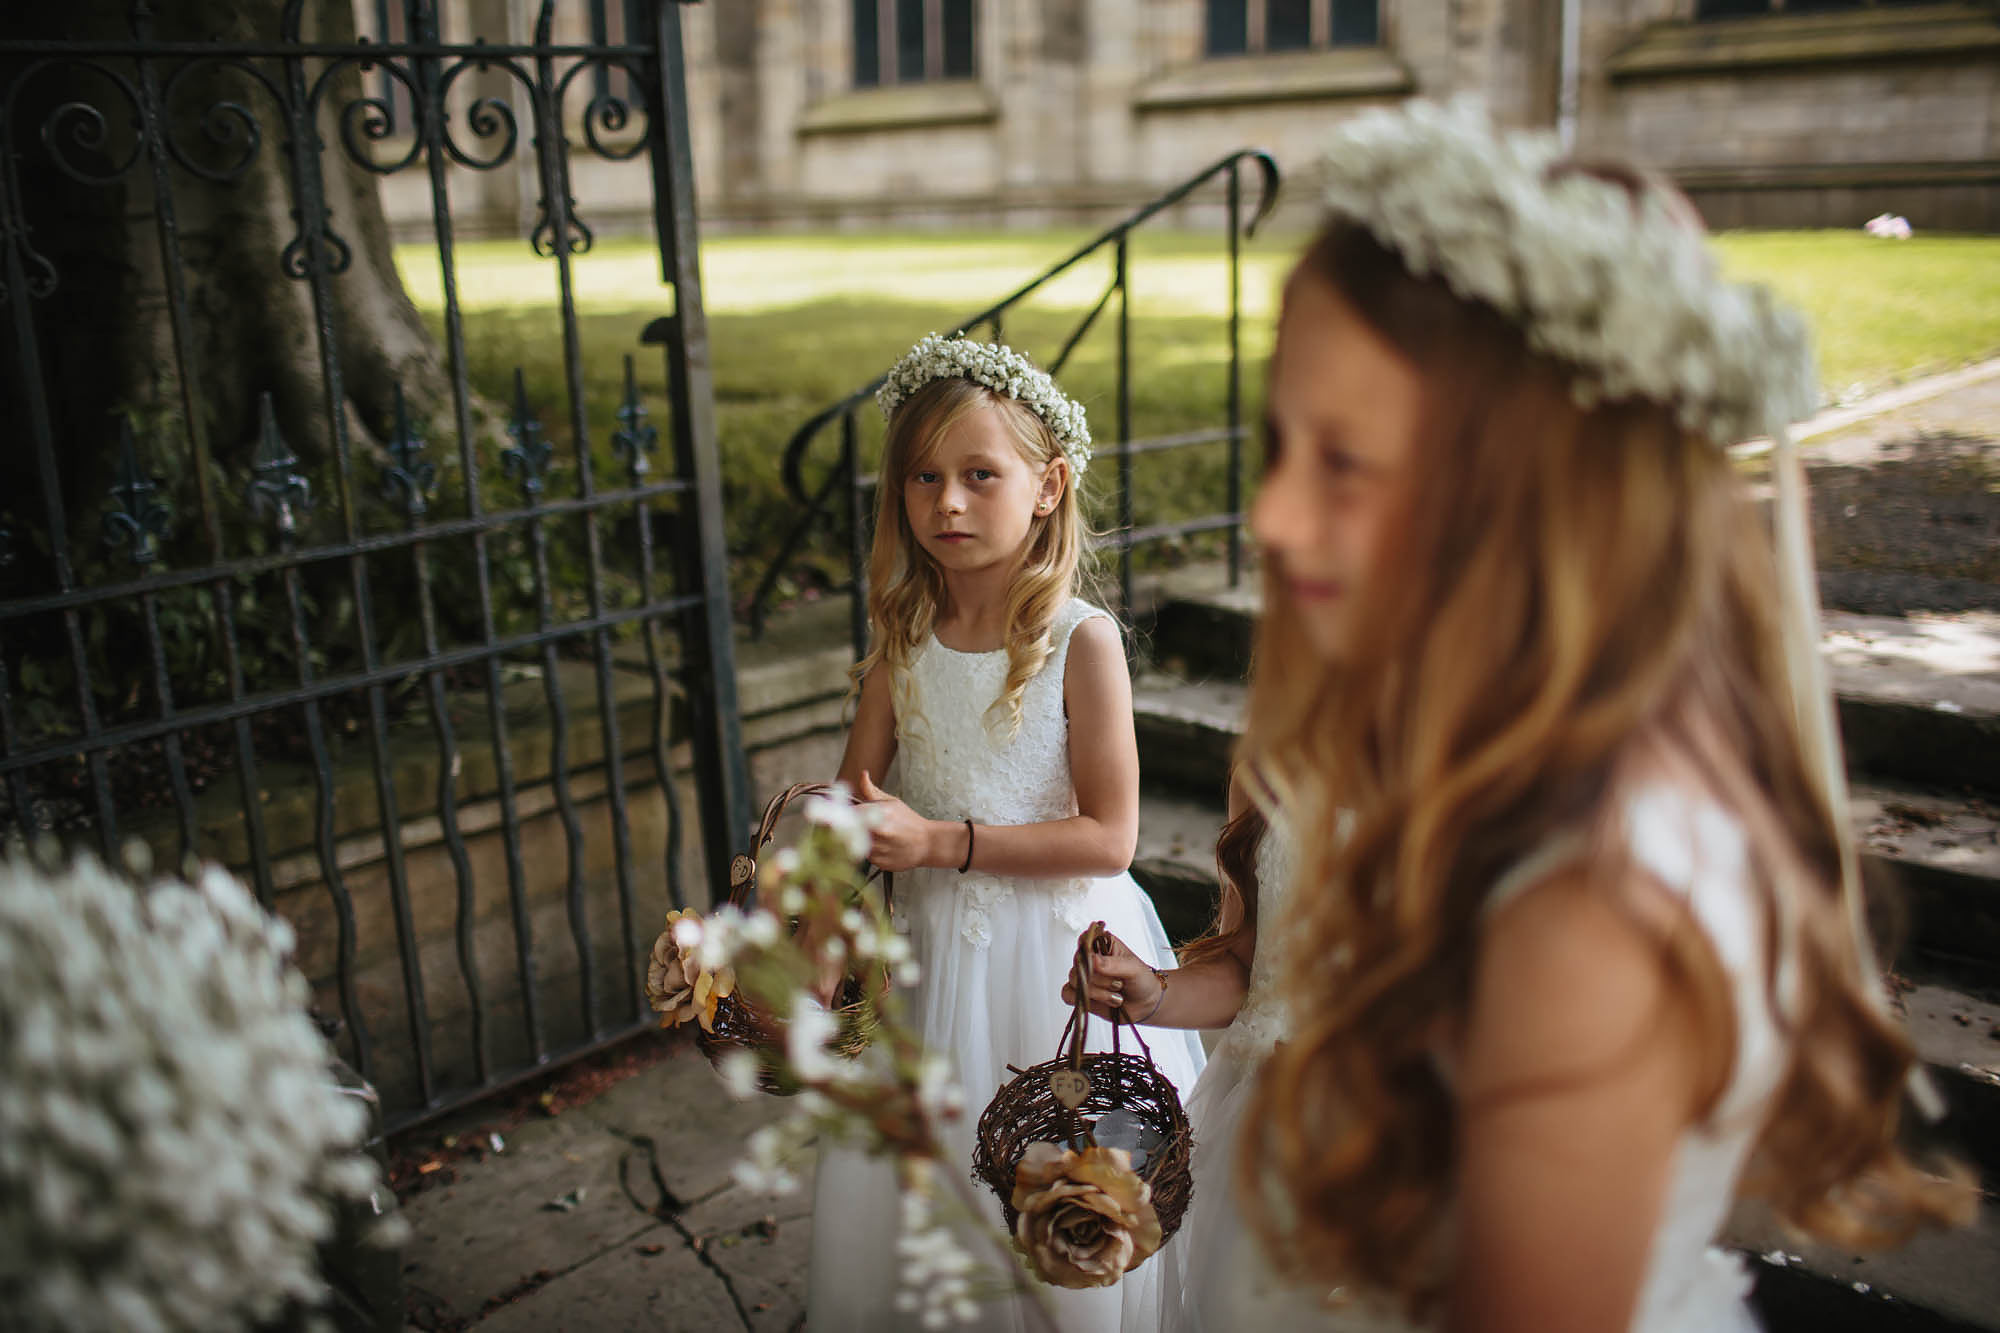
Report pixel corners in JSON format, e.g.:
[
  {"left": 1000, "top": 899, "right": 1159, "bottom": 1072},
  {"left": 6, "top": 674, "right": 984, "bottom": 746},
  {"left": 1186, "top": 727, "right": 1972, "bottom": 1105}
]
[
  {"left": 1217, "top": 103, "right": 1971, "bottom": 1332},
  {"left": 1075, "top": 102, "right": 1972, "bottom": 1331},
  {"left": 806, "top": 336, "right": 1203, "bottom": 1333}
]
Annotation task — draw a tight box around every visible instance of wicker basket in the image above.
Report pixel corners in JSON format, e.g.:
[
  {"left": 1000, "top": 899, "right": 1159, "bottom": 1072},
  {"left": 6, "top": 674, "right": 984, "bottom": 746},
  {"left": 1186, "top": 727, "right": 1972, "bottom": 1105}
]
[
  {"left": 694, "top": 781, "right": 882, "bottom": 1096},
  {"left": 971, "top": 924, "right": 1194, "bottom": 1242}
]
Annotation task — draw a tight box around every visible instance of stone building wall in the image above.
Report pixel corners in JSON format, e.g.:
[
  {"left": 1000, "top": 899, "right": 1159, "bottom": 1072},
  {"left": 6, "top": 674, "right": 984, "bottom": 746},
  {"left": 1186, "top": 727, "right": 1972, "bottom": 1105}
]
[{"left": 367, "top": 0, "right": 2000, "bottom": 237}]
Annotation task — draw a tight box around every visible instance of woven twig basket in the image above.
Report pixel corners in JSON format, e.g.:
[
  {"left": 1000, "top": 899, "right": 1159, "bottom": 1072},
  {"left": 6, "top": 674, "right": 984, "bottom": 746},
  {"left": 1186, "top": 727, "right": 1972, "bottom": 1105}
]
[
  {"left": 971, "top": 923, "right": 1194, "bottom": 1242},
  {"left": 694, "top": 781, "right": 882, "bottom": 1095}
]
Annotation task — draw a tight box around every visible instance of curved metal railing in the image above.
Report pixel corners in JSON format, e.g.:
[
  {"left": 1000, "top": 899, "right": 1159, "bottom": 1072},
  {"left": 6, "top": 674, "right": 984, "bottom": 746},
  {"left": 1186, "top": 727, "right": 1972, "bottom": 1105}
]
[{"left": 745, "top": 149, "right": 1283, "bottom": 655}]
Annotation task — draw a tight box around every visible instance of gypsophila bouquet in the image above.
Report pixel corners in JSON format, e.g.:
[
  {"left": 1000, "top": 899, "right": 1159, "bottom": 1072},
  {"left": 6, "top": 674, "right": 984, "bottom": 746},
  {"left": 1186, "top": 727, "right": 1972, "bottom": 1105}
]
[
  {"left": 0, "top": 849, "right": 403, "bottom": 1333},
  {"left": 684, "top": 784, "right": 1057, "bottom": 1330}
]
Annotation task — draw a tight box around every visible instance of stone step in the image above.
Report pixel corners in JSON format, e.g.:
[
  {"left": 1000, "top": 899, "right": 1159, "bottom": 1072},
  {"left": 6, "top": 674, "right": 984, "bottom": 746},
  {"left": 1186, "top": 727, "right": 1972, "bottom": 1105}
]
[
  {"left": 1737, "top": 1202, "right": 2000, "bottom": 1333},
  {"left": 1147, "top": 590, "right": 2000, "bottom": 798}
]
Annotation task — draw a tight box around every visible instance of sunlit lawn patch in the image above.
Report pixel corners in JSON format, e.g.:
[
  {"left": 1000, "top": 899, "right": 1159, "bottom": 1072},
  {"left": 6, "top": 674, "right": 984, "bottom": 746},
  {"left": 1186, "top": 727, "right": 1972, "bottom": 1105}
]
[{"left": 397, "top": 228, "right": 2000, "bottom": 599}]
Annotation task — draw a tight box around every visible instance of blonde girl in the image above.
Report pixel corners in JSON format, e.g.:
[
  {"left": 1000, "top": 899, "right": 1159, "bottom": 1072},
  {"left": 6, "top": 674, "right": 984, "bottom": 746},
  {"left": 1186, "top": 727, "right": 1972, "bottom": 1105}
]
[
  {"left": 1203, "top": 101, "right": 1973, "bottom": 1333},
  {"left": 805, "top": 336, "right": 1204, "bottom": 1333}
]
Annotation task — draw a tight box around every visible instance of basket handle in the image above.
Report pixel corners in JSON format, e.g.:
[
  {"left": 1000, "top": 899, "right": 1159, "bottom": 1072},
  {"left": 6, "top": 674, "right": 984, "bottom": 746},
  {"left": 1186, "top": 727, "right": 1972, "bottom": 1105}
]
[
  {"left": 726, "top": 781, "right": 888, "bottom": 908},
  {"left": 1058, "top": 922, "right": 1158, "bottom": 1072}
]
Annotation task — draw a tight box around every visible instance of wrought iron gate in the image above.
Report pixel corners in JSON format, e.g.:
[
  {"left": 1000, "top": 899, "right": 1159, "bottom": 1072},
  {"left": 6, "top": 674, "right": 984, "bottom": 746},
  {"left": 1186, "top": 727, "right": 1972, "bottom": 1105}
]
[{"left": 0, "top": 0, "right": 751, "bottom": 1129}]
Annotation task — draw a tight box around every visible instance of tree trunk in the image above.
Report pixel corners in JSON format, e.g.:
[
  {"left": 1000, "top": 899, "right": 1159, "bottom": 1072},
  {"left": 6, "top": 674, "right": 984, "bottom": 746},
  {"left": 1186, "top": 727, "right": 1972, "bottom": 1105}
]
[{"left": 0, "top": 0, "right": 480, "bottom": 556}]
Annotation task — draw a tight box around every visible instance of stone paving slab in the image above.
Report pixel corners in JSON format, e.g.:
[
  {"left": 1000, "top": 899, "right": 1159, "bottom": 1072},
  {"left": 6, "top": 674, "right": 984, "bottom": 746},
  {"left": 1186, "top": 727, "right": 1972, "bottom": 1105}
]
[
  {"left": 680, "top": 1186, "right": 817, "bottom": 1333},
  {"left": 397, "top": 1042, "right": 813, "bottom": 1331},
  {"left": 400, "top": 1106, "right": 665, "bottom": 1325},
  {"left": 472, "top": 1223, "right": 743, "bottom": 1333}
]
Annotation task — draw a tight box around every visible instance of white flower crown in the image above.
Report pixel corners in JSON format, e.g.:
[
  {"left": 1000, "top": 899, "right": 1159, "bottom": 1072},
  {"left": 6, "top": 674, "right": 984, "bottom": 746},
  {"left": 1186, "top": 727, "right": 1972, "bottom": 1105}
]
[
  {"left": 876, "top": 333, "right": 1094, "bottom": 474},
  {"left": 1316, "top": 99, "right": 1819, "bottom": 446}
]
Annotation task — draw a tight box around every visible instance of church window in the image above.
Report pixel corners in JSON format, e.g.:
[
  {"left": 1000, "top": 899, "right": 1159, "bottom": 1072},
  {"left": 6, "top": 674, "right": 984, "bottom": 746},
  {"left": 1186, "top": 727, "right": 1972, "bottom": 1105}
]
[
  {"left": 854, "top": 0, "right": 976, "bottom": 87},
  {"left": 1205, "top": 0, "right": 1380, "bottom": 55}
]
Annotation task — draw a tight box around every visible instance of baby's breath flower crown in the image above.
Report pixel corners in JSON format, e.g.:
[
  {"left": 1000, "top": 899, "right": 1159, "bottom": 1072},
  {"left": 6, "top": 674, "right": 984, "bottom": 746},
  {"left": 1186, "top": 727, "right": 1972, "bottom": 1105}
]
[
  {"left": 1316, "top": 99, "right": 1819, "bottom": 446},
  {"left": 877, "top": 334, "right": 1094, "bottom": 475}
]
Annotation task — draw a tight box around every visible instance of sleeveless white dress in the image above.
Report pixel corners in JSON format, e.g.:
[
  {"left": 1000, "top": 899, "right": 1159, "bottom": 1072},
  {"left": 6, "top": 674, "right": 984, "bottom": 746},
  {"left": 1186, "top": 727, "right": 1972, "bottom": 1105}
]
[
  {"left": 1183, "top": 786, "right": 1788, "bottom": 1333},
  {"left": 806, "top": 599, "right": 1207, "bottom": 1333},
  {"left": 1158, "top": 815, "right": 1299, "bottom": 1333}
]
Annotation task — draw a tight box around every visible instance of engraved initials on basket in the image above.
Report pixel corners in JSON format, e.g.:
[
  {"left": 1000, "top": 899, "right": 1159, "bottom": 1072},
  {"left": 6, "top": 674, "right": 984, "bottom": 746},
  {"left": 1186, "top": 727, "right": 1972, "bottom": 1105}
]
[{"left": 1049, "top": 1069, "right": 1091, "bottom": 1108}]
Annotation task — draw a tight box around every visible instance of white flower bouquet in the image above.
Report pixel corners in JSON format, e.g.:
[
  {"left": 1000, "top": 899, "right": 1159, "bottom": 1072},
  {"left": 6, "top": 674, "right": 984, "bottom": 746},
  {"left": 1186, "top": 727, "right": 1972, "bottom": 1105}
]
[
  {"left": 684, "top": 783, "right": 1066, "bottom": 1330},
  {"left": 0, "top": 847, "right": 403, "bottom": 1333}
]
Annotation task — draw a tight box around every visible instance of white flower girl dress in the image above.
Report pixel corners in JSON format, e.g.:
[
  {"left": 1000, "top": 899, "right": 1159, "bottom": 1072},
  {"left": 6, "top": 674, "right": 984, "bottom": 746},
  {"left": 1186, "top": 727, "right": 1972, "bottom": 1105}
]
[
  {"left": 807, "top": 599, "right": 1206, "bottom": 1333},
  {"left": 1157, "top": 812, "right": 1297, "bottom": 1333}
]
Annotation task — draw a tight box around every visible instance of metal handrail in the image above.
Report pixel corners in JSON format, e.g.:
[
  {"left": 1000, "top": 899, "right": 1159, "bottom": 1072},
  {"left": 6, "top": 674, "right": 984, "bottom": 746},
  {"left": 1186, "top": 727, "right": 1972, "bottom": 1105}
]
[{"left": 746, "top": 148, "right": 1282, "bottom": 646}]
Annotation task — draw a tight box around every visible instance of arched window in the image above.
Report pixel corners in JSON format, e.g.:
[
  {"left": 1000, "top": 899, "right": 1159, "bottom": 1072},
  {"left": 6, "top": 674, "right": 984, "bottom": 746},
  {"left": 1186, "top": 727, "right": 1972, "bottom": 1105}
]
[
  {"left": 1205, "top": 0, "right": 1380, "bottom": 56},
  {"left": 854, "top": 0, "right": 976, "bottom": 88}
]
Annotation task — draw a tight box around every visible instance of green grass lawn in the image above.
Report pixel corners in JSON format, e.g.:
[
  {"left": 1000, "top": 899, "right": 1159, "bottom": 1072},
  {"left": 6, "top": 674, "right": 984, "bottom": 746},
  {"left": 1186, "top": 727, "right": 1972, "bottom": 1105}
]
[
  {"left": 1713, "top": 231, "right": 2000, "bottom": 404},
  {"left": 395, "top": 227, "right": 2000, "bottom": 602}
]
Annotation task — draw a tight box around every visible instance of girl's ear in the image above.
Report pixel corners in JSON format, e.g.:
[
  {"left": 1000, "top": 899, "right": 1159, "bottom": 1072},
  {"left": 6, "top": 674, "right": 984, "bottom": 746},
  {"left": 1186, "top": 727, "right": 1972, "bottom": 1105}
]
[{"left": 1036, "top": 459, "right": 1069, "bottom": 516}]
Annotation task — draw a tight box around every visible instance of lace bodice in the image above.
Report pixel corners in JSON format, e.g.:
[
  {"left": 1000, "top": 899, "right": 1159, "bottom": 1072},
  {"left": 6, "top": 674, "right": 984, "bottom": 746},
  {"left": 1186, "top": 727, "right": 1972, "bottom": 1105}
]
[
  {"left": 891, "top": 599, "right": 1108, "bottom": 948},
  {"left": 1213, "top": 817, "right": 1298, "bottom": 1063}
]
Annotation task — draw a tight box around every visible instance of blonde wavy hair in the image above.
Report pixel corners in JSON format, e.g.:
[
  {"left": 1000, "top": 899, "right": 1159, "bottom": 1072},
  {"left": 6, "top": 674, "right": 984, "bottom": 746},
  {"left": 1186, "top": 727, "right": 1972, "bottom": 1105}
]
[
  {"left": 1240, "top": 219, "right": 1972, "bottom": 1313},
  {"left": 855, "top": 376, "right": 1086, "bottom": 736}
]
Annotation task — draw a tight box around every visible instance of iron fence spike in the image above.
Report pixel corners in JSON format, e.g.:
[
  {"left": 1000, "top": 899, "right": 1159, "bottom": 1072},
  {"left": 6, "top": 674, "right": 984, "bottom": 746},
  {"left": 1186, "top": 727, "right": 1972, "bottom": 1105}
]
[
  {"left": 380, "top": 380, "right": 434, "bottom": 518},
  {"left": 102, "top": 416, "right": 171, "bottom": 566},
  {"left": 247, "top": 392, "right": 311, "bottom": 542},
  {"left": 502, "top": 368, "right": 552, "bottom": 500},
  {"left": 612, "top": 352, "right": 656, "bottom": 483}
]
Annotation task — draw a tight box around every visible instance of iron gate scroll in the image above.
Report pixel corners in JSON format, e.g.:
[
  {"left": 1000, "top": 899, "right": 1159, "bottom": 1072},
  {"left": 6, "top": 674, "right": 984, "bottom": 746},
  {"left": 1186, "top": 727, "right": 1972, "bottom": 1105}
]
[{"left": 0, "top": 0, "right": 751, "bottom": 1129}]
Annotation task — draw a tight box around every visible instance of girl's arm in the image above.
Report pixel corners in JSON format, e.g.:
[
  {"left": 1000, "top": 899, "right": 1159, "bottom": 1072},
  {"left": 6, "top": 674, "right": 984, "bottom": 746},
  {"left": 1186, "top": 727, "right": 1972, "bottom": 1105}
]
[
  {"left": 860, "top": 614, "right": 1137, "bottom": 879},
  {"left": 1063, "top": 777, "right": 1257, "bottom": 1029},
  {"left": 834, "top": 662, "right": 897, "bottom": 792},
  {"left": 801, "top": 664, "right": 898, "bottom": 1008},
  {"left": 1446, "top": 868, "right": 1706, "bottom": 1333}
]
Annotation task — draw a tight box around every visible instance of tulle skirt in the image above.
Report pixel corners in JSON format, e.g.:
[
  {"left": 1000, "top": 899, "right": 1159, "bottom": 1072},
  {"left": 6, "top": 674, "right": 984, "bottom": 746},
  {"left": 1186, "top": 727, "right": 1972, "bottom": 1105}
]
[
  {"left": 1159, "top": 1032, "right": 1262, "bottom": 1333},
  {"left": 807, "top": 867, "right": 1206, "bottom": 1333}
]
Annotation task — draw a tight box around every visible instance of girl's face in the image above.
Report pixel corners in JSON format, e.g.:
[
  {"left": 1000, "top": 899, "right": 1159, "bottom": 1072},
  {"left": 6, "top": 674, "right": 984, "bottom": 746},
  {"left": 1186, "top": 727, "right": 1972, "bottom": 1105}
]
[
  {"left": 902, "top": 402, "right": 1065, "bottom": 577},
  {"left": 1253, "top": 273, "right": 1426, "bottom": 663}
]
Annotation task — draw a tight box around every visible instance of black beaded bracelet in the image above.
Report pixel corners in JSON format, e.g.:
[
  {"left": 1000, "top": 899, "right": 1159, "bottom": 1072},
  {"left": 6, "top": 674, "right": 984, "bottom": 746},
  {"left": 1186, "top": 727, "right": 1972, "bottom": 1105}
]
[{"left": 957, "top": 818, "right": 975, "bottom": 874}]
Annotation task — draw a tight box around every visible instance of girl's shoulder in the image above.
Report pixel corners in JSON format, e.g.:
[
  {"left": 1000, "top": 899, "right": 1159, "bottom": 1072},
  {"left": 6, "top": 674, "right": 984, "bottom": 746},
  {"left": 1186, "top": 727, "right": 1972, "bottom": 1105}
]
[
  {"left": 1053, "top": 597, "right": 1111, "bottom": 638},
  {"left": 1051, "top": 599, "right": 1121, "bottom": 673},
  {"left": 1486, "top": 784, "right": 1751, "bottom": 922},
  {"left": 1482, "top": 783, "right": 1786, "bottom": 1122}
]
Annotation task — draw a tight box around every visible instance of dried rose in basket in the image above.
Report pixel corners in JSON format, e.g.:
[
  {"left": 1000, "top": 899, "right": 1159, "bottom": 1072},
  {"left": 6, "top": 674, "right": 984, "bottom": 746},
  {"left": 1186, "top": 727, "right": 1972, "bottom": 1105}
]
[
  {"left": 1009, "top": 1142, "right": 1164, "bottom": 1290},
  {"left": 645, "top": 907, "right": 737, "bottom": 1033}
]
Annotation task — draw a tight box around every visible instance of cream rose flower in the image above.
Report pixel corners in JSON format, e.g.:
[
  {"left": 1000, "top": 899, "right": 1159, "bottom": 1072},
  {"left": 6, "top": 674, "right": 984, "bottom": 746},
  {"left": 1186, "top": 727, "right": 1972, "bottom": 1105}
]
[
  {"left": 645, "top": 909, "right": 737, "bottom": 1032},
  {"left": 1009, "top": 1142, "right": 1164, "bottom": 1289}
]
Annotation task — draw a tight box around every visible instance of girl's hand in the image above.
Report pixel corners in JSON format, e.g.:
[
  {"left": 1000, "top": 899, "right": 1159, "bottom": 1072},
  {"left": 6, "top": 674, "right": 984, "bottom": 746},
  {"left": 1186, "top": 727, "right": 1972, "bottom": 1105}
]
[
  {"left": 855, "top": 770, "right": 945, "bottom": 872},
  {"left": 1059, "top": 929, "right": 1166, "bottom": 1022}
]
